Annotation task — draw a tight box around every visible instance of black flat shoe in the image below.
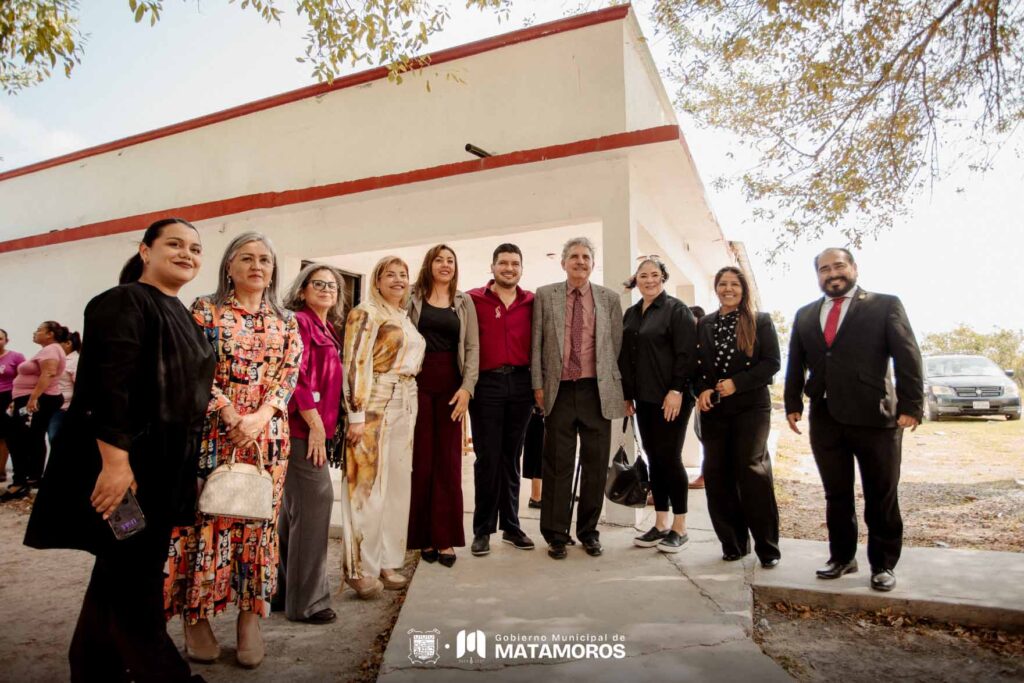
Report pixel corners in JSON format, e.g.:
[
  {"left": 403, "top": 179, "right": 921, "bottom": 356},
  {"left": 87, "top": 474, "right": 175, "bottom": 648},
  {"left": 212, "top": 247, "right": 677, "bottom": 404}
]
[
  {"left": 581, "top": 538, "right": 603, "bottom": 557},
  {"left": 760, "top": 558, "right": 780, "bottom": 569},
  {"left": 420, "top": 549, "right": 439, "bottom": 563},
  {"left": 0, "top": 485, "right": 30, "bottom": 502},
  {"left": 528, "top": 498, "right": 542, "bottom": 509},
  {"left": 722, "top": 552, "right": 746, "bottom": 562},
  {"left": 502, "top": 531, "right": 535, "bottom": 550},
  {"left": 816, "top": 559, "right": 858, "bottom": 579},
  {"left": 633, "top": 526, "right": 670, "bottom": 548},
  {"left": 438, "top": 552, "right": 457, "bottom": 568}
]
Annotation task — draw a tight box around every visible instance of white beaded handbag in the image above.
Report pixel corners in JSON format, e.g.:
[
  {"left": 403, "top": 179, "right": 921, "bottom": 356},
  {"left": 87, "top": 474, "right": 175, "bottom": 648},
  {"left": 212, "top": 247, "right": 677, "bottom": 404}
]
[{"left": 197, "top": 443, "right": 274, "bottom": 521}]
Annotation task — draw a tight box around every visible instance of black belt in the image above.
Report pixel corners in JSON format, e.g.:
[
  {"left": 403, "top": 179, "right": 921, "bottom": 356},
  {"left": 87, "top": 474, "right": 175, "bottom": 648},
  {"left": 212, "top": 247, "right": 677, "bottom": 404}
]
[{"left": 483, "top": 365, "right": 529, "bottom": 375}]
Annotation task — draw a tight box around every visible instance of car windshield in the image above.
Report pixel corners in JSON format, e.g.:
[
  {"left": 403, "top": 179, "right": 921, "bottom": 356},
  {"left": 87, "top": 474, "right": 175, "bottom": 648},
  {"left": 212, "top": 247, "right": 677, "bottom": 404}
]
[{"left": 926, "top": 357, "right": 1004, "bottom": 378}]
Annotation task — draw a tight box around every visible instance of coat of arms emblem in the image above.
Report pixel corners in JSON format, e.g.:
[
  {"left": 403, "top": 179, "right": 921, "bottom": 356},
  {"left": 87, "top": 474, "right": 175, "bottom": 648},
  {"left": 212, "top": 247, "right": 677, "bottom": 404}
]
[{"left": 407, "top": 628, "right": 442, "bottom": 664}]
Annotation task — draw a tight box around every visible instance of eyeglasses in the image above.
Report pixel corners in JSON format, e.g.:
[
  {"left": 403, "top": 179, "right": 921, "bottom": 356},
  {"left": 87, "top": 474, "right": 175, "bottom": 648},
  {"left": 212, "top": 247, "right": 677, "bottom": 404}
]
[{"left": 309, "top": 279, "right": 339, "bottom": 292}]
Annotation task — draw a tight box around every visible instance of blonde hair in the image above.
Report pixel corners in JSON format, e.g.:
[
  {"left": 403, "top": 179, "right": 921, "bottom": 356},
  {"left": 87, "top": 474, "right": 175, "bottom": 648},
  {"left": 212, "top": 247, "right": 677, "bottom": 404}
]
[{"left": 368, "top": 256, "right": 411, "bottom": 310}]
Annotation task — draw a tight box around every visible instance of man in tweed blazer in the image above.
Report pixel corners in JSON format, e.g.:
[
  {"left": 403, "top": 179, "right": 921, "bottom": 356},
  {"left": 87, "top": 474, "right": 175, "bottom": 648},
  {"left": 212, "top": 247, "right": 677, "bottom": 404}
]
[{"left": 531, "top": 237, "right": 626, "bottom": 559}]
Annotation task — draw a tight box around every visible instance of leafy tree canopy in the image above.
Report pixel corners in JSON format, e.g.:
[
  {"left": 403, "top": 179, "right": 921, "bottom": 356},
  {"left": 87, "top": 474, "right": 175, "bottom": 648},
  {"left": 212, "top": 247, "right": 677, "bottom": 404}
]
[
  {"left": 653, "top": 0, "right": 1024, "bottom": 260},
  {"left": 0, "top": 0, "right": 510, "bottom": 95}
]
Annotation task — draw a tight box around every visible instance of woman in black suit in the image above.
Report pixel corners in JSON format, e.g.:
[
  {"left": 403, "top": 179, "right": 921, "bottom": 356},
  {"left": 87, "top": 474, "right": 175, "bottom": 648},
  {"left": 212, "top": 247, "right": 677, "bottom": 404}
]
[
  {"left": 25, "top": 218, "right": 215, "bottom": 682},
  {"left": 695, "top": 266, "right": 781, "bottom": 568}
]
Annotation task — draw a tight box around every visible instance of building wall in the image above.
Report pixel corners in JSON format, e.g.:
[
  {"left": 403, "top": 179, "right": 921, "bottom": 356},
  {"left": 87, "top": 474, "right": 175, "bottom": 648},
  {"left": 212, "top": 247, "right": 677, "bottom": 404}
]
[{"left": 0, "top": 20, "right": 631, "bottom": 242}]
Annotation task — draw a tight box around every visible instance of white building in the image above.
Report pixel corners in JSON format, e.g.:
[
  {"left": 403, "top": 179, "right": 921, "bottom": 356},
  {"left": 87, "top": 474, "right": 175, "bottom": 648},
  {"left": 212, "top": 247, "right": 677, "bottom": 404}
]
[{"left": 0, "top": 4, "right": 753, "bottom": 518}]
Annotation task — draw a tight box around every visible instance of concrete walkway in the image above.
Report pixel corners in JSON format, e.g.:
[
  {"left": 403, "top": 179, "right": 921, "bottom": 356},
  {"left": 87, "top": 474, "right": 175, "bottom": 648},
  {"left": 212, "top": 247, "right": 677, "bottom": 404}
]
[
  {"left": 379, "top": 474, "right": 790, "bottom": 682},
  {"left": 379, "top": 461, "right": 1024, "bottom": 681}
]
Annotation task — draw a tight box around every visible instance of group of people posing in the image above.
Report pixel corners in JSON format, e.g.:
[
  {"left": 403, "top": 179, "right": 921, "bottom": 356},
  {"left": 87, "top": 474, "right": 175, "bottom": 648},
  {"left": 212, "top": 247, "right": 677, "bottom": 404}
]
[{"left": 8, "top": 216, "right": 924, "bottom": 683}]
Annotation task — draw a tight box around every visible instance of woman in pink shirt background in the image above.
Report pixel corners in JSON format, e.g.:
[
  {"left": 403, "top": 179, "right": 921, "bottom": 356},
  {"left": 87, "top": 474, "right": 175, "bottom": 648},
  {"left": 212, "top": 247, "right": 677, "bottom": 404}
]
[
  {"left": 0, "top": 328, "right": 27, "bottom": 484},
  {"left": 2, "top": 321, "right": 68, "bottom": 500},
  {"left": 48, "top": 331, "right": 82, "bottom": 447}
]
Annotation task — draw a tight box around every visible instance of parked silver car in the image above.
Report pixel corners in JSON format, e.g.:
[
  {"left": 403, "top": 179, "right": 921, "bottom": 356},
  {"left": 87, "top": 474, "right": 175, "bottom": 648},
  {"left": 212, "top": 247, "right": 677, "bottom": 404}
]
[{"left": 923, "top": 355, "right": 1021, "bottom": 421}]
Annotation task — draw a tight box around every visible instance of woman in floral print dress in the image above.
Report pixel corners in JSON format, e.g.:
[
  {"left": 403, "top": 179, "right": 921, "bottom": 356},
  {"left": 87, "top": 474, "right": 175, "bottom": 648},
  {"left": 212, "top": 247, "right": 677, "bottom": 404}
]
[{"left": 164, "top": 232, "right": 302, "bottom": 670}]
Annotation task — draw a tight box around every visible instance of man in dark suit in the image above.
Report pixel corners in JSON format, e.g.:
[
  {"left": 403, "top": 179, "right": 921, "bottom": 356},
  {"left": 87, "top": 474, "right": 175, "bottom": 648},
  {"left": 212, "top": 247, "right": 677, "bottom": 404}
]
[
  {"left": 531, "top": 237, "right": 625, "bottom": 560},
  {"left": 785, "top": 248, "right": 923, "bottom": 591}
]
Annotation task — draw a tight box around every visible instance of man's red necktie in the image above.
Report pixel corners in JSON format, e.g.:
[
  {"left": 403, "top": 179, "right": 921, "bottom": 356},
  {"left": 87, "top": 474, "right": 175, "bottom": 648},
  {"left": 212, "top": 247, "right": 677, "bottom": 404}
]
[{"left": 823, "top": 297, "right": 847, "bottom": 347}]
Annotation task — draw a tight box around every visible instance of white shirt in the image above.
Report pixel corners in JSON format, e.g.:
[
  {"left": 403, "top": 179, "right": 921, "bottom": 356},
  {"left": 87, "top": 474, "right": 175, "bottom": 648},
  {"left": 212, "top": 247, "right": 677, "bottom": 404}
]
[{"left": 819, "top": 285, "right": 858, "bottom": 333}]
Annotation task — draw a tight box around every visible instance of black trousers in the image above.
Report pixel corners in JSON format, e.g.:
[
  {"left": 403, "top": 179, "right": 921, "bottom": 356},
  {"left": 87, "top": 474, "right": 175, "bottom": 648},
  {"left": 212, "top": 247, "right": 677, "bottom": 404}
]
[
  {"left": 701, "top": 407, "right": 780, "bottom": 561},
  {"left": 539, "top": 379, "right": 610, "bottom": 545},
  {"left": 69, "top": 521, "right": 196, "bottom": 682},
  {"left": 521, "top": 410, "right": 544, "bottom": 480},
  {"left": 469, "top": 369, "right": 534, "bottom": 537},
  {"left": 635, "top": 400, "right": 691, "bottom": 514},
  {"left": 8, "top": 393, "right": 63, "bottom": 485},
  {"left": 809, "top": 401, "right": 903, "bottom": 570}
]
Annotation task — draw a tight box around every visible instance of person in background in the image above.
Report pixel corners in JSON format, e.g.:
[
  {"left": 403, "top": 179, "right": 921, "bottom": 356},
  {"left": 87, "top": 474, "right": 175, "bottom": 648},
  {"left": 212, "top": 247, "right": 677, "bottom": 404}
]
[
  {"left": 407, "top": 244, "right": 479, "bottom": 567},
  {"left": 25, "top": 217, "right": 215, "bottom": 682},
  {"left": 695, "top": 267, "right": 782, "bottom": 569},
  {"left": 688, "top": 305, "right": 706, "bottom": 490},
  {"left": 467, "top": 243, "right": 536, "bottom": 558},
  {"left": 341, "top": 256, "right": 425, "bottom": 597},
  {"left": 48, "top": 331, "right": 82, "bottom": 446},
  {"left": 0, "top": 329, "right": 26, "bottom": 484},
  {"left": 2, "top": 321, "right": 68, "bottom": 501},
  {"left": 619, "top": 258, "right": 698, "bottom": 554},
  {"left": 521, "top": 409, "right": 544, "bottom": 508},
  {"left": 165, "top": 232, "right": 302, "bottom": 670},
  {"left": 277, "top": 263, "right": 346, "bottom": 624}
]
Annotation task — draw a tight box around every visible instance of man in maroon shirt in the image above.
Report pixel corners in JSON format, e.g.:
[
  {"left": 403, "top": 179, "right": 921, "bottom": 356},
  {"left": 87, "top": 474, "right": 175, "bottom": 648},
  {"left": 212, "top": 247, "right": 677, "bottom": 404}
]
[{"left": 467, "top": 244, "right": 536, "bottom": 557}]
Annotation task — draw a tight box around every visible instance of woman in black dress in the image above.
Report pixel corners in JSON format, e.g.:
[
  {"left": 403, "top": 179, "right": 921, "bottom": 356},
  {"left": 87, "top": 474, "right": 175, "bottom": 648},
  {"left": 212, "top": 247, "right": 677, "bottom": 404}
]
[
  {"left": 695, "top": 266, "right": 781, "bottom": 568},
  {"left": 25, "top": 218, "right": 215, "bottom": 682}
]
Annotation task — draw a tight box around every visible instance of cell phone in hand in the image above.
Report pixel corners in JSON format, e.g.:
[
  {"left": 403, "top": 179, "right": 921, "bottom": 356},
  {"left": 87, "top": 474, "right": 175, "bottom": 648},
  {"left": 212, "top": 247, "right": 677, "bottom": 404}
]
[
  {"left": 710, "top": 390, "right": 721, "bottom": 405},
  {"left": 107, "top": 488, "right": 147, "bottom": 541}
]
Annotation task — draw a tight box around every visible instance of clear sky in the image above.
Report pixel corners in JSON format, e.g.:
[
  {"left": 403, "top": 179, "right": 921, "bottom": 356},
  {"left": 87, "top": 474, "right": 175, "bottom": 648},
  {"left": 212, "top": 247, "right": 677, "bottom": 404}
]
[{"left": 2, "top": 1, "right": 1021, "bottom": 338}]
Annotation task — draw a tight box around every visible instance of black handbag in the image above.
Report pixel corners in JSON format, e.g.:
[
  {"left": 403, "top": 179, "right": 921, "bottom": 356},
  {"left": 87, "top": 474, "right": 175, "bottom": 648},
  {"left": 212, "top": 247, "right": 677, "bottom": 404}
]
[{"left": 604, "top": 416, "right": 650, "bottom": 508}]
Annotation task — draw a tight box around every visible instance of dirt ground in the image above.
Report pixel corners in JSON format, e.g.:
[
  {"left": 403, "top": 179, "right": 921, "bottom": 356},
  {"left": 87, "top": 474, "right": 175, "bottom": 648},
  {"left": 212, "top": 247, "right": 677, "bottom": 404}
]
[
  {"left": 0, "top": 503, "right": 407, "bottom": 682},
  {"left": 759, "top": 410, "right": 1024, "bottom": 681},
  {"left": 772, "top": 412, "right": 1024, "bottom": 553},
  {"left": 753, "top": 599, "right": 1024, "bottom": 682}
]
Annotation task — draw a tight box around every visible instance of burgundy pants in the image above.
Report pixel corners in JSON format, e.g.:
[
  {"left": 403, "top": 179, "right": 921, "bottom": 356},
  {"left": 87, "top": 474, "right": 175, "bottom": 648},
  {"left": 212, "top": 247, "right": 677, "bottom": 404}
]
[{"left": 408, "top": 352, "right": 466, "bottom": 549}]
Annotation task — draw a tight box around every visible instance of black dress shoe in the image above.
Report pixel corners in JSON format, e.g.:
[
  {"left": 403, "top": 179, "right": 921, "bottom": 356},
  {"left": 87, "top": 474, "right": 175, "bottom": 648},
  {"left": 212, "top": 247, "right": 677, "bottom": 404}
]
[
  {"left": 870, "top": 568, "right": 896, "bottom": 591},
  {"left": 502, "top": 531, "right": 535, "bottom": 550},
  {"left": 760, "top": 558, "right": 780, "bottom": 569},
  {"left": 816, "top": 559, "right": 858, "bottom": 579},
  {"left": 547, "top": 543, "right": 567, "bottom": 560},
  {"left": 438, "top": 552, "right": 457, "bottom": 568},
  {"left": 471, "top": 535, "right": 490, "bottom": 556},
  {"left": 581, "top": 538, "right": 602, "bottom": 557},
  {"left": 300, "top": 608, "right": 337, "bottom": 624},
  {"left": 528, "top": 498, "right": 542, "bottom": 509},
  {"left": 420, "top": 549, "right": 439, "bottom": 563},
  {"left": 722, "top": 552, "right": 746, "bottom": 562}
]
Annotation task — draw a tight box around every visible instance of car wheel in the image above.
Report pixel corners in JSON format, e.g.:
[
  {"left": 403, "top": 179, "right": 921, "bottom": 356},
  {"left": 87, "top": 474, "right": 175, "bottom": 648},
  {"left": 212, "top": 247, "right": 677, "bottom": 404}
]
[{"left": 1008, "top": 413, "right": 1021, "bottom": 421}]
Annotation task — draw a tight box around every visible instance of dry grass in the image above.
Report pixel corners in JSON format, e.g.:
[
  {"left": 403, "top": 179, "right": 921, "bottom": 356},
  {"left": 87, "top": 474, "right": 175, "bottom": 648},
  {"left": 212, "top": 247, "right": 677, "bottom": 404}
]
[{"left": 772, "top": 413, "right": 1024, "bottom": 553}]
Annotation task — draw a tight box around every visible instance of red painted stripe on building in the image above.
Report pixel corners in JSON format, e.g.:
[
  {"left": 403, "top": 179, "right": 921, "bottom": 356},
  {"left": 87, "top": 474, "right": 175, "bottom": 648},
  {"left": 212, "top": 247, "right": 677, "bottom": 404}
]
[
  {"left": 0, "top": 5, "right": 631, "bottom": 183},
  {"left": 0, "top": 125, "right": 681, "bottom": 254}
]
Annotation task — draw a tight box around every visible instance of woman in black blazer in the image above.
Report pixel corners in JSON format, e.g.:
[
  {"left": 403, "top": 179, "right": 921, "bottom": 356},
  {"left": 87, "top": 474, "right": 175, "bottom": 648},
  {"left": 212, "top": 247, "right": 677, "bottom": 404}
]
[{"left": 695, "top": 266, "right": 781, "bottom": 568}]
